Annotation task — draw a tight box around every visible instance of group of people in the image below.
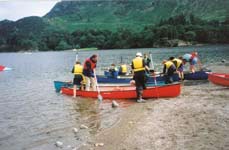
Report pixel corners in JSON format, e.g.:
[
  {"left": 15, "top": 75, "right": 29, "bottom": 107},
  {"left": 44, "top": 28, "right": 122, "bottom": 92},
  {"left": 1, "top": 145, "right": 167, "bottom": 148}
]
[
  {"left": 71, "top": 51, "right": 201, "bottom": 102},
  {"left": 108, "top": 53, "right": 152, "bottom": 77},
  {"left": 162, "top": 51, "right": 202, "bottom": 84},
  {"left": 130, "top": 51, "right": 201, "bottom": 102},
  {"left": 108, "top": 64, "right": 128, "bottom": 77}
]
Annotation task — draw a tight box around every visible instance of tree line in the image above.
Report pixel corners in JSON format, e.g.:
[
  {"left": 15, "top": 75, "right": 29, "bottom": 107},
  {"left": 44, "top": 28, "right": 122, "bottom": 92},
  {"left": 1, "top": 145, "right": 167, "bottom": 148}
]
[{"left": 1, "top": 14, "right": 229, "bottom": 52}]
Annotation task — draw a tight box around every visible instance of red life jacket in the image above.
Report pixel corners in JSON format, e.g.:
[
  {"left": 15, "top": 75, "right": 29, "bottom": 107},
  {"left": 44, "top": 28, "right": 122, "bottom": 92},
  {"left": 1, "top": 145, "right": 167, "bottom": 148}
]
[
  {"left": 83, "top": 58, "right": 96, "bottom": 70},
  {"left": 191, "top": 52, "right": 197, "bottom": 60}
]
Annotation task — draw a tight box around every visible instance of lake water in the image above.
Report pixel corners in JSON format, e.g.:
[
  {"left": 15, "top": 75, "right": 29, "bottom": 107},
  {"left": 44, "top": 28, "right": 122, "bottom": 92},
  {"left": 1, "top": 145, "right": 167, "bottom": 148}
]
[{"left": 0, "top": 45, "right": 228, "bottom": 150}]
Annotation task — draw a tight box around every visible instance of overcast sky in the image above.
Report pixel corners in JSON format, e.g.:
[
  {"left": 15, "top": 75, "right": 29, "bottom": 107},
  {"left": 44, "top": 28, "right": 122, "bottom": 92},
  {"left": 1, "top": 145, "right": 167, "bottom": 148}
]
[{"left": 0, "top": 0, "right": 59, "bottom": 21}]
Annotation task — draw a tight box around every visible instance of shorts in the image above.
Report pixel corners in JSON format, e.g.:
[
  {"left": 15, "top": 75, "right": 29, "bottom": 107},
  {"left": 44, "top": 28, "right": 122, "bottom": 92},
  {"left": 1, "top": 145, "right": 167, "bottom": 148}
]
[
  {"left": 190, "top": 57, "right": 198, "bottom": 65},
  {"left": 133, "top": 70, "right": 146, "bottom": 90},
  {"left": 178, "top": 64, "right": 184, "bottom": 72},
  {"left": 73, "top": 75, "right": 83, "bottom": 85}
]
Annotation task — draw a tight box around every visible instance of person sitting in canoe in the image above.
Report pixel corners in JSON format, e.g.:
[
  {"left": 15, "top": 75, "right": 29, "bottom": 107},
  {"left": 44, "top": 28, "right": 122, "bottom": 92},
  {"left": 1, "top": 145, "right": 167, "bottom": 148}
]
[
  {"left": 131, "top": 52, "right": 147, "bottom": 103},
  {"left": 162, "top": 60, "right": 176, "bottom": 84},
  {"left": 182, "top": 51, "right": 202, "bottom": 73},
  {"left": 119, "top": 64, "right": 128, "bottom": 75},
  {"left": 108, "top": 64, "right": 119, "bottom": 78},
  {"left": 169, "top": 57, "right": 184, "bottom": 80},
  {"left": 72, "top": 61, "right": 85, "bottom": 97},
  {"left": 83, "top": 54, "right": 98, "bottom": 91}
]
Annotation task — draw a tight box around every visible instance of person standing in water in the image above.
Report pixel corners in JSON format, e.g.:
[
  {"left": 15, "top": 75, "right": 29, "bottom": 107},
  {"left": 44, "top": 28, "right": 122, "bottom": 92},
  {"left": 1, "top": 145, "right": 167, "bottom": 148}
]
[
  {"left": 72, "top": 61, "right": 85, "bottom": 98},
  {"left": 131, "top": 52, "right": 147, "bottom": 103},
  {"left": 83, "top": 54, "right": 98, "bottom": 91}
]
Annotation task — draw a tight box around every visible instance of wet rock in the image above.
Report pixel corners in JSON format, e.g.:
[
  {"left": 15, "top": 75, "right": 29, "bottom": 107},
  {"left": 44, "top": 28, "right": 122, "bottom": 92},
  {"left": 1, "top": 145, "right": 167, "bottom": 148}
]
[
  {"left": 67, "top": 145, "right": 72, "bottom": 149},
  {"left": 112, "top": 100, "right": 119, "bottom": 108},
  {"left": 221, "top": 59, "right": 226, "bottom": 63},
  {"left": 80, "top": 124, "right": 88, "bottom": 129},
  {"left": 95, "top": 143, "right": 104, "bottom": 147},
  {"left": 55, "top": 141, "right": 63, "bottom": 148},
  {"left": 73, "top": 128, "right": 78, "bottom": 133},
  {"left": 128, "top": 121, "right": 134, "bottom": 124}
]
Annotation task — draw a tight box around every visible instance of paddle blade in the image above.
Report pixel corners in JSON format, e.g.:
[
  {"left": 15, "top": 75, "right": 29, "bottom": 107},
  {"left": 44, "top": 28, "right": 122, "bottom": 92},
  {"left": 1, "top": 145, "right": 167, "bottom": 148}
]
[{"left": 98, "top": 94, "right": 103, "bottom": 101}]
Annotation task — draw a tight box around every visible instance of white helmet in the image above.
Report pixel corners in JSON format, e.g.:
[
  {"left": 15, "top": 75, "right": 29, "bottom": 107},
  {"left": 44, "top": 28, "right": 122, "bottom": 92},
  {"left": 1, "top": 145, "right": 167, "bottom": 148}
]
[{"left": 136, "top": 52, "right": 142, "bottom": 57}]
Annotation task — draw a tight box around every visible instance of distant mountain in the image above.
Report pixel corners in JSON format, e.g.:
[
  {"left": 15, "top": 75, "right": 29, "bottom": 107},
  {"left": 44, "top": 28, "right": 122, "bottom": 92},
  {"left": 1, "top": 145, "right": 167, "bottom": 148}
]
[{"left": 44, "top": 0, "right": 229, "bottom": 31}]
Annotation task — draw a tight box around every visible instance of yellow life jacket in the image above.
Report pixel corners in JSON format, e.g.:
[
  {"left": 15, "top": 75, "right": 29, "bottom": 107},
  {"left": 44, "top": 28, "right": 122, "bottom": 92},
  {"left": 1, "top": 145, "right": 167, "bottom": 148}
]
[
  {"left": 132, "top": 57, "right": 145, "bottom": 72},
  {"left": 74, "top": 64, "right": 83, "bottom": 74},
  {"left": 73, "top": 64, "right": 86, "bottom": 84},
  {"left": 165, "top": 61, "right": 174, "bottom": 69},
  {"left": 173, "top": 58, "right": 182, "bottom": 69},
  {"left": 121, "top": 65, "right": 127, "bottom": 73}
]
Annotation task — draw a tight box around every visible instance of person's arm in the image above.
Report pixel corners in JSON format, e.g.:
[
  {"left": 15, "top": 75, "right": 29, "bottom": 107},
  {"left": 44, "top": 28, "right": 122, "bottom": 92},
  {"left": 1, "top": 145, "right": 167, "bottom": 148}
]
[
  {"left": 142, "top": 59, "right": 146, "bottom": 67},
  {"left": 71, "top": 66, "right": 74, "bottom": 73},
  {"left": 131, "top": 61, "right": 134, "bottom": 70}
]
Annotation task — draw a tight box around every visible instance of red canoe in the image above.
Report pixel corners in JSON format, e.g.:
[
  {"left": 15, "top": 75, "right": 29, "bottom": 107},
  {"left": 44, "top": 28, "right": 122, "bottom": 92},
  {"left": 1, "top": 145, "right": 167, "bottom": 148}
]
[
  {"left": 208, "top": 73, "right": 229, "bottom": 87},
  {"left": 61, "top": 83, "right": 181, "bottom": 99}
]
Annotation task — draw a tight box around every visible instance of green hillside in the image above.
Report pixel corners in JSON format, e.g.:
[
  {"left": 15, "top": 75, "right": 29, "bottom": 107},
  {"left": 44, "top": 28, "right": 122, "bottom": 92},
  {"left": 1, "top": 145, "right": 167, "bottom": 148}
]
[
  {"left": 0, "top": 0, "right": 229, "bottom": 52},
  {"left": 44, "top": 0, "right": 229, "bottom": 32}
]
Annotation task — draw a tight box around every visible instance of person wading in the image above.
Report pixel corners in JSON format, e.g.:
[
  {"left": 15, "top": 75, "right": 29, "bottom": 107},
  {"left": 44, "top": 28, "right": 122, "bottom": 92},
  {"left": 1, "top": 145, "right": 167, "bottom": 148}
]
[
  {"left": 131, "top": 52, "right": 147, "bottom": 103},
  {"left": 83, "top": 54, "right": 98, "bottom": 91},
  {"left": 72, "top": 61, "right": 85, "bottom": 98}
]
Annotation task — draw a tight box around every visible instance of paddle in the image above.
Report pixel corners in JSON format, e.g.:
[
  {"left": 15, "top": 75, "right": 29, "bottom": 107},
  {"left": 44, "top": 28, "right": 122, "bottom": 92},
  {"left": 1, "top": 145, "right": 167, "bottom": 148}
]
[
  {"left": 149, "top": 52, "right": 154, "bottom": 70},
  {"left": 75, "top": 49, "right": 79, "bottom": 61},
  {"left": 94, "top": 70, "right": 103, "bottom": 101},
  {"left": 149, "top": 52, "right": 159, "bottom": 98},
  {"left": 72, "top": 49, "right": 79, "bottom": 98}
]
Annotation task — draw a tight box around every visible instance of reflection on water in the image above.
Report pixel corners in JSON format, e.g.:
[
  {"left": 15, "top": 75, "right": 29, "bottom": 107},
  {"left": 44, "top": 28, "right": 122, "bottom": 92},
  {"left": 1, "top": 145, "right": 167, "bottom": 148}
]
[{"left": 0, "top": 45, "right": 228, "bottom": 150}]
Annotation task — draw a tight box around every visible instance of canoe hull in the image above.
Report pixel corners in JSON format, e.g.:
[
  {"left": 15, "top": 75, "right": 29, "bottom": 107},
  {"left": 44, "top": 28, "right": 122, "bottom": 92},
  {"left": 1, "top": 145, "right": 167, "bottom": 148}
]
[
  {"left": 184, "top": 71, "right": 209, "bottom": 80},
  {"left": 208, "top": 73, "right": 229, "bottom": 87},
  {"left": 61, "top": 83, "right": 181, "bottom": 99},
  {"left": 54, "top": 80, "right": 165, "bottom": 92}
]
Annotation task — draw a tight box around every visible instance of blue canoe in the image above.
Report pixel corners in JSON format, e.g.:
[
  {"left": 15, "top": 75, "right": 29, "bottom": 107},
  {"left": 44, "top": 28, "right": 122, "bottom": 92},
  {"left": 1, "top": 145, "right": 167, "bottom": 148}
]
[
  {"left": 104, "top": 70, "right": 210, "bottom": 81},
  {"left": 184, "top": 70, "right": 209, "bottom": 80},
  {"left": 97, "top": 74, "right": 179, "bottom": 83}
]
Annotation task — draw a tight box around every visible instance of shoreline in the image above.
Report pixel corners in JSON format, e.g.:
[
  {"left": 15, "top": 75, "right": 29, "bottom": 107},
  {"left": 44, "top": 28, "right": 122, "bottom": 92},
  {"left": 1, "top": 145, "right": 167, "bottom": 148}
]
[
  {"left": 1, "top": 44, "right": 229, "bottom": 53},
  {"left": 79, "top": 66, "right": 229, "bottom": 150}
]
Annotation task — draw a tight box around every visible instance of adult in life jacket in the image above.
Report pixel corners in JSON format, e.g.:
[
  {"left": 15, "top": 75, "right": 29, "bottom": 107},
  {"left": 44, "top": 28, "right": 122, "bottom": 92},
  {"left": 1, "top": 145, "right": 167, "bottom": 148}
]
[
  {"left": 119, "top": 64, "right": 128, "bottom": 75},
  {"left": 169, "top": 56, "right": 184, "bottom": 80},
  {"left": 83, "top": 54, "right": 98, "bottom": 91},
  {"left": 72, "top": 61, "right": 85, "bottom": 98},
  {"left": 162, "top": 60, "right": 176, "bottom": 84},
  {"left": 182, "top": 51, "right": 202, "bottom": 73},
  {"left": 131, "top": 52, "right": 147, "bottom": 103}
]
